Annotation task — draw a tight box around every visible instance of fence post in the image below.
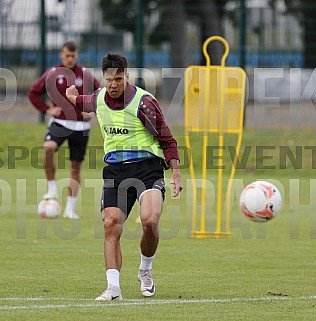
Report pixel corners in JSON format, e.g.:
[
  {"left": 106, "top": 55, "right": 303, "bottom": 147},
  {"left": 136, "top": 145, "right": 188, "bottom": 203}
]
[
  {"left": 239, "top": 0, "right": 246, "bottom": 69},
  {"left": 135, "top": 0, "right": 144, "bottom": 88},
  {"left": 39, "top": 0, "right": 46, "bottom": 123}
]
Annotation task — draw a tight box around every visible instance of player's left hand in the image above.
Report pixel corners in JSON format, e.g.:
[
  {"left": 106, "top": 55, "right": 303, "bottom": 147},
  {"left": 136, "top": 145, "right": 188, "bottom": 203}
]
[
  {"left": 170, "top": 172, "right": 183, "bottom": 197},
  {"left": 81, "top": 111, "right": 95, "bottom": 121},
  {"left": 46, "top": 106, "right": 62, "bottom": 117}
]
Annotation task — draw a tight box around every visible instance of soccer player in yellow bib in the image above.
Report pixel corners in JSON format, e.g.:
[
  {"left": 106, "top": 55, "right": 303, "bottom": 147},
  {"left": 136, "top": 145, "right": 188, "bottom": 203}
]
[{"left": 66, "top": 53, "right": 183, "bottom": 300}]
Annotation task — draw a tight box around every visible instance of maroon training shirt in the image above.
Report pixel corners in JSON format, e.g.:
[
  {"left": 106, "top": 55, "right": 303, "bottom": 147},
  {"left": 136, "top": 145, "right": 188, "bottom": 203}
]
[
  {"left": 75, "top": 83, "right": 180, "bottom": 163},
  {"left": 28, "top": 64, "right": 100, "bottom": 121}
]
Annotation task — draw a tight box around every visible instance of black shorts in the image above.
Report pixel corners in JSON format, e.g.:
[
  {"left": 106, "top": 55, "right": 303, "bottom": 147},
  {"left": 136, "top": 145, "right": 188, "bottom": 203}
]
[
  {"left": 101, "top": 158, "right": 166, "bottom": 216},
  {"left": 44, "top": 121, "right": 89, "bottom": 162}
]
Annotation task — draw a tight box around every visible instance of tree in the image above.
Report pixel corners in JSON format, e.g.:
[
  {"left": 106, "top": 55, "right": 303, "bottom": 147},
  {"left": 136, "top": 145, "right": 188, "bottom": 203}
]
[
  {"left": 271, "top": 0, "right": 316, "bottom": 68},
  {"left": 99, "top": 0, "right": 141, "bottom": 32},
  {"left": 185, "top": 0, "right": 225, "bottom": 65},
  {"left": 163, "top": 0, "right": 187, "bottom": 67},
  {"left": 99, "top": 0, "right": 225, "bottom": 67}
]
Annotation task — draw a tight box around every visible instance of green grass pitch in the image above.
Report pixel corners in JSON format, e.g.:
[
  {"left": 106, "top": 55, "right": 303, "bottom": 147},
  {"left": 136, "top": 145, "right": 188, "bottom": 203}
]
[{"left": 0, "top": 123, "right": 316, "bottom": 321}]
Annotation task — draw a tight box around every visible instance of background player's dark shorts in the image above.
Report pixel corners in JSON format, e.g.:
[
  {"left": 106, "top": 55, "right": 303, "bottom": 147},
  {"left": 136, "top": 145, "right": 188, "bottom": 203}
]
[
  {"left": 44, "top": 121, "right": 89, "bottom": 161},
  {"left": 101, "top": 158, "right": 166, "bottom": 216}
]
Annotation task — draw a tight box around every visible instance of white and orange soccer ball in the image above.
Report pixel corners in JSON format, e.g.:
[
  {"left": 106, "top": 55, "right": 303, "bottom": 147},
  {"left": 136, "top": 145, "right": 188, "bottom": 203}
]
[
  {"left": 240, "top": 181, "right": 282, "bottom": 223},
  {"left": 37, "top": 199, "right": 61, "bottom": 219}
]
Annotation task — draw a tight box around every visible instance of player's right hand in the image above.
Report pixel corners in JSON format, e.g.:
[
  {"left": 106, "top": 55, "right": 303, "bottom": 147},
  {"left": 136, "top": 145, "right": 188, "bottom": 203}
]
[{"left": 66, "top": 85, "right": 79, "bottom": 104}]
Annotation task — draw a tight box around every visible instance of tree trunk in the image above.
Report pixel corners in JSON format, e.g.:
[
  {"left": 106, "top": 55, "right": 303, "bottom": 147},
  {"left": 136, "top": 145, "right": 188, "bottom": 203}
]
[
  {"left": 198, "top": 0, "right": 224, "bottom": 66},
  {"left": 303, "top": 1, "right": 316, "bottom": 68},
  {"left": 164, "top": 0, "right": 187, "bottom": 67}
]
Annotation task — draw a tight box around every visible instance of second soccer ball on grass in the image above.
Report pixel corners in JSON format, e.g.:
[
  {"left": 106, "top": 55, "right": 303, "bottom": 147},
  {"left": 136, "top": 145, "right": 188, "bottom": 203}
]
[{"left": 37, "top": 199, "right": 61, "bottom": 219}]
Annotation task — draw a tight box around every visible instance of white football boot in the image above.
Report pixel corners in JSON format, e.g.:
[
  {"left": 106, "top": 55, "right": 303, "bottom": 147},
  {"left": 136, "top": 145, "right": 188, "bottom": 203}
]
[
  {"left": 95, "top": 285, "right": 123, "bottom": 301},
  {"left": 42, "top": 190, "right": 59, "bottom": 200},
  {"left": 63, "top": 211, "right": 80, "bottom": 220},
  {"left": 138, "top": 269, "right": 155, "bottom": 297}
]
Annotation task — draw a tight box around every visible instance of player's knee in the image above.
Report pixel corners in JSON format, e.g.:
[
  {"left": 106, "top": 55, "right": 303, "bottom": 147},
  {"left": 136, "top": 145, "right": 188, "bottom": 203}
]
[
  {"left": 103, "top": 214, "right": 116, "bottom": 230},
  {"left": 103, "top": 212, "right": 122, "bottom": 238},
  {"left": 141, "top": 214, "right": 160, "bottom": 233},
  {"left": 43, "top": 141, "right": 57, "bottom": 152}
]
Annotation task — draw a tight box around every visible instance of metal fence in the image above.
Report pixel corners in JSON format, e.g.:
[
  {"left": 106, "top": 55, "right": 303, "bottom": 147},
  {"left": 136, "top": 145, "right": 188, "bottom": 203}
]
[
  {"left": 0, "top": 0, "right": 306, "bottom": 68},
  {"left": 1, "top": 0, "right": 315, "bottom": 126}
]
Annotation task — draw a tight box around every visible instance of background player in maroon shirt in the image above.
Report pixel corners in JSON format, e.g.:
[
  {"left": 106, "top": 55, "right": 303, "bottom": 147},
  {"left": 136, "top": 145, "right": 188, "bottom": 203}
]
[{"left": 28, "top": 41, "right": 100, "bottom": 219}]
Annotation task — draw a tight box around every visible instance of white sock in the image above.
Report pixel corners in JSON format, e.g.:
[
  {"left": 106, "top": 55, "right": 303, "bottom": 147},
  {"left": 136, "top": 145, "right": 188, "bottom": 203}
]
[
  {"left": 139, "top": 253, "right": 155, "bottom": 271},
  {"left": 65, "top": 196, "right": 77, "bottom": 213},
  {"left": 47, "top": 180, "right": 57, "bottom": 194},
  {"left": 106, "top": 269, "right": 120, "bottom": 288}
]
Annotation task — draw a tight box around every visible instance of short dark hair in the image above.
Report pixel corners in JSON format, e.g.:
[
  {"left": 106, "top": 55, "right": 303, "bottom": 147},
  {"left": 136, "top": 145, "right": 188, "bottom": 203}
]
[
  {"left": 62, "top": 41, "right": 77, "bottom": 52},
  {"left": 102, "top": 53, "right": 128, "bottom": 74}
]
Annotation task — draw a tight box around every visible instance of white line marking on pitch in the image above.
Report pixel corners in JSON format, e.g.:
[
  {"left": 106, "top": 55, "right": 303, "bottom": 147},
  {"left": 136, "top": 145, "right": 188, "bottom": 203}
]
[{"left": 0, "top": 296, "right": 316, "bottom": 311}]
